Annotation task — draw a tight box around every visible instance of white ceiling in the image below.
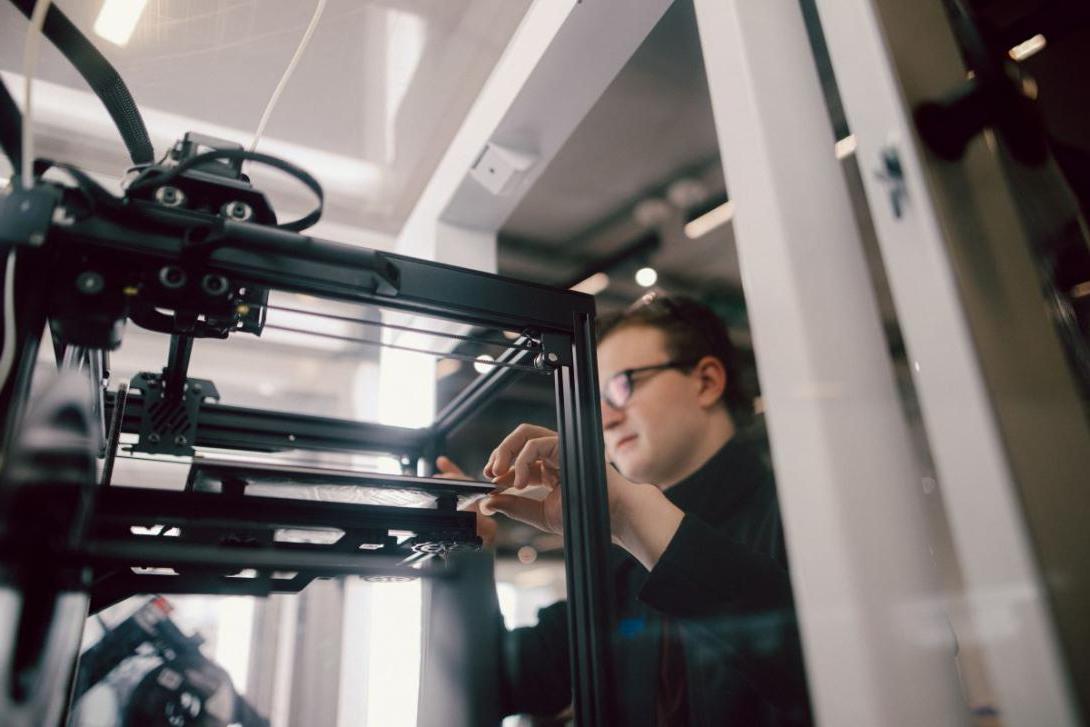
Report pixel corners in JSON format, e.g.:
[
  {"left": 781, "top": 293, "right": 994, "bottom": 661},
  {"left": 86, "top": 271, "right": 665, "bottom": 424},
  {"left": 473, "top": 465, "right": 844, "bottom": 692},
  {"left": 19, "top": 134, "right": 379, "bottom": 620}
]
[
  {"left": 0, "top": 0, "right": 530, "bottom": 236},
  {"left": 1, "top": 0, "right": 851, "bottom": 310},
  {"left": 497, "top": 0, "right": 739, "bottom": 304}
]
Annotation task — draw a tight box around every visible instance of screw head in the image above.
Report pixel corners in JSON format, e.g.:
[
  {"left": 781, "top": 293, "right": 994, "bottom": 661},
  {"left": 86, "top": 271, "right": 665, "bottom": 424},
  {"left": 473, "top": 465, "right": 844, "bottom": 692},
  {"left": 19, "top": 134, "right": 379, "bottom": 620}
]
[
  {"left": 147, "top": 433, "right": 161, "bottom": 444},
  {"left": 546, "top": 352, "right": 559, "bottom": 364},
  {"left": 174, "top": 435, "right": 188, "bottom": 446},
  {"left": 221, "top": 201, "right": 253, "bottom": 221},
  {"left": 287, "top": 434, "right": 296, "bottom": 442},
  {"left": 154, "top": 186, "right": 186, "bottom": 208},
  {"left": 76, "top": 271, "right": 105, "bottom": 295},
  {"left": 52, "top": 207, "right": 76, "bottom": 226},
  {"left": 200, "top": 274, "right": 229, "bottom": 296},
  {"left": 158, "top": 265, "right": 187, "bottom": 290},
  {"left": 189, "top": 383, "right": 203, "bottom": 395}
]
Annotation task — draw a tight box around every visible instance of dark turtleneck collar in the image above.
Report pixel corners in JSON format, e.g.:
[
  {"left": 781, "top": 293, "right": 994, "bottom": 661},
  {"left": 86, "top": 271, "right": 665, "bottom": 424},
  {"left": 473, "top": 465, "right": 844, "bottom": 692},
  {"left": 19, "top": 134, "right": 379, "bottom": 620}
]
[{"left": 662, "top": 419, "right": 771, "bottom": 521}]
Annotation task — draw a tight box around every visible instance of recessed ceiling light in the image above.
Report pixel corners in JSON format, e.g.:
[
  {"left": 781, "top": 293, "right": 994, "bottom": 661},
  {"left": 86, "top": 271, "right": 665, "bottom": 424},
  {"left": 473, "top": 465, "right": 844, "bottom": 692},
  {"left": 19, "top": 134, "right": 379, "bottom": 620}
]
[
  {"left": 93, "top": 0, "right": 149, "bottom": 47},
  {"left": 635, "top": 267, "right": 658, "bottom": 288},
  {"left": 571, "top": 272, "right": 610, "bottom": 296},
  {"left": 1008, "top": 34, "right": 1046, "bottom": 62},
  {"left": 473, "top": 354, "right": 495, "bottom": 374},
  {"left": 834, "top": 134, "right": 857, "bottom": 160},
  {"left": 632, "top": 198, "right": 672, "bottom": 228},
  {"left": 684, "top": 200, "right": 734, "bottom": 239}
]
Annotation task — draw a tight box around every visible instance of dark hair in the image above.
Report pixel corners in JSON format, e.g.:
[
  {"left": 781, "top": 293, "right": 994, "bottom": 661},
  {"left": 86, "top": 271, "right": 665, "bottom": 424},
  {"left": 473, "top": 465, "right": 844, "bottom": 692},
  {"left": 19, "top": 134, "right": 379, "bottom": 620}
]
[{"left": 596, "top": 293, "right": 749, "bottom": 420}]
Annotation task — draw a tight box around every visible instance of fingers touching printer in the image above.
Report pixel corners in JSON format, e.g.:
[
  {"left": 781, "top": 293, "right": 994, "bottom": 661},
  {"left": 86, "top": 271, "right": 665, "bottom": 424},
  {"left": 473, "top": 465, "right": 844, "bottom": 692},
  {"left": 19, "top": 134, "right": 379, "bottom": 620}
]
[{"left": 439, "top": 422, "right": 683, "bottom": 571}]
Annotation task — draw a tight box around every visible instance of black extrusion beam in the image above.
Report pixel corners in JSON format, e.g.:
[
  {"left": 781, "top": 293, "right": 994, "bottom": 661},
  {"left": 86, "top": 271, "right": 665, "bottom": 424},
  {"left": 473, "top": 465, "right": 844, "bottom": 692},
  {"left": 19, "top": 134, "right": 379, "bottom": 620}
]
[
  {"left": 90, "top": 487, "right": 473, "bottom": 537},
  {"left": 106, "top": 392, "right": 431, "bottom": 456},
  {"left": 52, "top": 213, "right": 594, "bottom": 333},
  {"left": 555, "top": 313, "right": 616, "bottom": 725}
]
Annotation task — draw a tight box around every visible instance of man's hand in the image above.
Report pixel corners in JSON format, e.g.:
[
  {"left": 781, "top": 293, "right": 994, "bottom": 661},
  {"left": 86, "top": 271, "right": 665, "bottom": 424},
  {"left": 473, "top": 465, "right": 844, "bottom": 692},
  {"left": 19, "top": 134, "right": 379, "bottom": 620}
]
[
  {"left": 482, "top": 423, "right": 629, "bottom": 537},
  {"left": 434, "top": 456, "right": 498, "bottom": 547},
  {"left": 481, "top": 423, "right": 685, "bottom": 571},
  {"left": 481, "top": 424, "right": 565, "bottom": 534}
]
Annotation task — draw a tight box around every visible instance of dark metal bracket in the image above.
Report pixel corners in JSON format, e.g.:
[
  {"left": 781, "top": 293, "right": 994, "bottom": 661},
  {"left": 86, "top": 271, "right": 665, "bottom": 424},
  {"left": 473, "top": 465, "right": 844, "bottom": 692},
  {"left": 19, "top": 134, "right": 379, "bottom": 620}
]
[
  {"left": 127, "top": 372, "right": 219, "bottom": 456},
  {"left": 540, "top": 331, "right": 573, "bottom": 368}
]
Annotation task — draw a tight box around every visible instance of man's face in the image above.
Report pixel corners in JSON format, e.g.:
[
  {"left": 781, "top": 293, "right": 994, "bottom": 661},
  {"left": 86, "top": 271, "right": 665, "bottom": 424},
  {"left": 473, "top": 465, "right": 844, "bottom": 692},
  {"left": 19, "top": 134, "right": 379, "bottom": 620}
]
[{"left": 597, "top": 325, "right": 707, "bottom": 486}]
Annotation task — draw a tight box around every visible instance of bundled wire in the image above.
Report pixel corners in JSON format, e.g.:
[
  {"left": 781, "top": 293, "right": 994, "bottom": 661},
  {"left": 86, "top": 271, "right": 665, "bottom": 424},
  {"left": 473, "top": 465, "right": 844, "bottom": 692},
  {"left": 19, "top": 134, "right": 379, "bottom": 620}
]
[
  {"left": 10, "top": 0, "right": 154, "bottom": 165},
  {"left": 20, "top": 0, "right": 51, "bottom": 188}
]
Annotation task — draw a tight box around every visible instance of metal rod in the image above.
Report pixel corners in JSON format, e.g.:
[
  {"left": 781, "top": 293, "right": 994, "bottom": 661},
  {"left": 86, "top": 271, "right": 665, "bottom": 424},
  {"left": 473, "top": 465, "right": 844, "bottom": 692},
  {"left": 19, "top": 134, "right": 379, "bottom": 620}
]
[
  {"left": 431, "top": 343, "right": 537, "bottom": 439},
  {"left": 60, "top": 344, "right": 86, "bottom": 370},
  {"left": 262, "top": 303, "right": 537, "bottom": 350},
  {"left": 87, "top": 349, "right": 107, "bottom": 454},
  {"left": 263, "top": 323, "right": 544, "bottom": 372},
  {"left": 100, "top": 382, "right": 128, "bottom": 487},
  {"left": 163, "top": 334, "right": 193, "bottom": 400}
]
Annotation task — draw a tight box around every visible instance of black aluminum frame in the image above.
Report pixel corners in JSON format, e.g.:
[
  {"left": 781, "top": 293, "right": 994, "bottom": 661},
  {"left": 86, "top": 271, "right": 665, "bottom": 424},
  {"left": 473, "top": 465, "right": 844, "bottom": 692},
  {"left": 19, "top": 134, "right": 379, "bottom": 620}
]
[{"left": 0, "top": 200, "right": 617, "bottom": 724}]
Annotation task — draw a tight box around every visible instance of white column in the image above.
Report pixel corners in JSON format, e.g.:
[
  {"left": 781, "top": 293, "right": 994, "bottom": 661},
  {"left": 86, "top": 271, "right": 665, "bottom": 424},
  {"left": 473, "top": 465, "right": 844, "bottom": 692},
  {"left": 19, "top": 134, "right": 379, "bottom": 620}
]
[
  {"left": 693, "top": 2, "right": 967, "bottom": 725},
  {"left": 377, "top": 222, "right": 496, "bottom": 430}
]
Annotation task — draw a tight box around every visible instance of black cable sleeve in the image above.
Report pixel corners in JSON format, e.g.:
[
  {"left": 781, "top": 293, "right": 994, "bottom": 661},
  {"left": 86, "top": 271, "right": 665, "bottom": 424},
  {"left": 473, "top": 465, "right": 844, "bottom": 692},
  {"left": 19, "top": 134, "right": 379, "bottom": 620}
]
[
  {"left": 9, "top": 0, "right": 155, "bottom": 165},
  {"left": 0, "top": 75, "right": 21, "bottom": 171}
]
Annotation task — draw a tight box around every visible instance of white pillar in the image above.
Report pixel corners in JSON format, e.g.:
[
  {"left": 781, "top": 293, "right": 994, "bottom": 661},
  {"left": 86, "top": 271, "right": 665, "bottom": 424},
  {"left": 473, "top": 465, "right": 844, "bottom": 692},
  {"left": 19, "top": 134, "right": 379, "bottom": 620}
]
[
  {"left": 693, "top": 2, "right": 967, "bottom": 725},
  {"left": 377, "top": 221, "right": 496, "bottom": 430}
]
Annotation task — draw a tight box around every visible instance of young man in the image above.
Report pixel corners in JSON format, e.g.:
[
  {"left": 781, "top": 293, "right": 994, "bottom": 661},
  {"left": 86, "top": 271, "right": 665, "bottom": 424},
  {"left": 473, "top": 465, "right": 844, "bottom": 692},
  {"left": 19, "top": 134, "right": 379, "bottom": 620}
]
[{"left": 439, "top": 294, "right": 812, "bottom": 726}]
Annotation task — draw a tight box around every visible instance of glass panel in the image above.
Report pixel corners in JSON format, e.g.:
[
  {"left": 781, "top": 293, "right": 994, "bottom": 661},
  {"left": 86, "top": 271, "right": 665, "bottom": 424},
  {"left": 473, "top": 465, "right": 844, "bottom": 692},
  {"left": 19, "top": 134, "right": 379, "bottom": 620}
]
[
  {"left": 799, "top": 0, "right": 1090, "bottom": 720},
  {"left": 794, "top": 0, "right": 1005, "bottom": 718}
]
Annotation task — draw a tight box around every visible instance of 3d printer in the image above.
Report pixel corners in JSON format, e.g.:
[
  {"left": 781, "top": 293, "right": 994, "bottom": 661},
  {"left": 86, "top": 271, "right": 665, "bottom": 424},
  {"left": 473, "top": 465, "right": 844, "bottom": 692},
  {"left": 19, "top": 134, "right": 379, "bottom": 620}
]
[{"left": 0, "top": 1, "right": 615, "bottom": 725}]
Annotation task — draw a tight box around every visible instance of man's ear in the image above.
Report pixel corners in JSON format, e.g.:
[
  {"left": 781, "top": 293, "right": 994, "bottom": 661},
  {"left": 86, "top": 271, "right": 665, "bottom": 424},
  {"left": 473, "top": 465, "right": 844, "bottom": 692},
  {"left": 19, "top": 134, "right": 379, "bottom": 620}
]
[{"left": 693, "top": 355, "right": 727, "bottom": 408}]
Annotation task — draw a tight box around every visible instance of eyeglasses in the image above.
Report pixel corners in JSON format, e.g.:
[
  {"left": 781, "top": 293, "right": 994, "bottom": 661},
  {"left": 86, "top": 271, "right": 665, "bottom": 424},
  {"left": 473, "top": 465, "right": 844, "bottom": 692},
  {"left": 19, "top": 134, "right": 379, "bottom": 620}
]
[{"left": 601, "top": 359, "right": 697, "bottom": 410}]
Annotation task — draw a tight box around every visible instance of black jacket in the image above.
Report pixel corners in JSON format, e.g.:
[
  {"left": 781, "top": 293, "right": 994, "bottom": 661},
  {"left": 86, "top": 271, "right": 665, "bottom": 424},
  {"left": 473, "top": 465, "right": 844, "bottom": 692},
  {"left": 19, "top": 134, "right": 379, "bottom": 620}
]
[{"left": 500, "top": 424, "right": 813, "bottom": 725}]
